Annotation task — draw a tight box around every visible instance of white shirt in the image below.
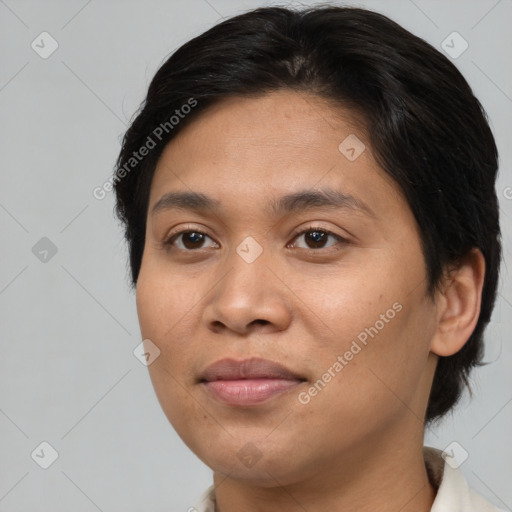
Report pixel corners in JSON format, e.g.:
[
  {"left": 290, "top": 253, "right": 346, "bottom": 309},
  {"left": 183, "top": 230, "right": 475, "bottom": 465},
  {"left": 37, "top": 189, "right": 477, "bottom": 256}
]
[{"left": 192, "top": 446, "right": 504, "bottom": 511}]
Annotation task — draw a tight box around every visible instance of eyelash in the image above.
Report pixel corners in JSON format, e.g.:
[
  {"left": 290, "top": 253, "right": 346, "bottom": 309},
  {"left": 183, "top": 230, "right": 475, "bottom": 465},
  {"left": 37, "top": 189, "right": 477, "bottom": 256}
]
[{"left": 163, "top": 225, "right": 348, "bottom": 253}]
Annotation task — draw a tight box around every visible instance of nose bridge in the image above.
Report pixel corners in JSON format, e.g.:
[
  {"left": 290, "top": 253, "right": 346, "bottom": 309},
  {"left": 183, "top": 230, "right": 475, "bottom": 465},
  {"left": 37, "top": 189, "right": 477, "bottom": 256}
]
[
  {"left": 223, "top": 233, "right": 272, "bottom": 301},
  {"left": 203, "top": 233, "right": 291, "bottom": 333},
  {"left": 234, "top": 234, "right": 266, "bottom": 267}
]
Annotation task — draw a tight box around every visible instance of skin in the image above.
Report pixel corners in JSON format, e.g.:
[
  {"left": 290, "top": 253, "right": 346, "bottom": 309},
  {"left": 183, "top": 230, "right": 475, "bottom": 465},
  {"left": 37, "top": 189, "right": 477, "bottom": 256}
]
[{"left": 136, "top": 90, "right": 485, "bottom": 512}]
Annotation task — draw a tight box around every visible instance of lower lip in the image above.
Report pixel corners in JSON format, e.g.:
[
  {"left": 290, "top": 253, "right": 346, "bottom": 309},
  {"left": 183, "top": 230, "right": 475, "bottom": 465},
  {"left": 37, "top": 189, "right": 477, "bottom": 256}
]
[{"left": 202, "top": 378, "right": 303, "bottom": 406}]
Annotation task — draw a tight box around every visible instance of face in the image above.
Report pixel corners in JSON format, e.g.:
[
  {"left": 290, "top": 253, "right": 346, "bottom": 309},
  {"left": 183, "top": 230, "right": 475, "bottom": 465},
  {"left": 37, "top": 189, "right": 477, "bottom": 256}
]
[{"left": 136, "top": 90, "right": 439, "bottom": 486}]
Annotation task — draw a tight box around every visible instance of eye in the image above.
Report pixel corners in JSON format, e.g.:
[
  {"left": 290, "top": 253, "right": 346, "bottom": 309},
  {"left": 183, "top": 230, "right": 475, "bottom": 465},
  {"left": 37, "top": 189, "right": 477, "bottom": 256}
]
[
  {"left": 164, "top": 229, "right": 218, "bottom": 251},
  {"left": 163, "top": 225, "right": 347, "bottom": 253},
  {"left": 288, "top": 226, "right": 347, "bottom": 251}
]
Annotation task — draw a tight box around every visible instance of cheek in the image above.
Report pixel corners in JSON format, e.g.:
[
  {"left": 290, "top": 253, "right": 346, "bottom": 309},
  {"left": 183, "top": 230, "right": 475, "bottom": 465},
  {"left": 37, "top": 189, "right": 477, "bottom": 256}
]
[
  {"left": 299, "top": 255, "right": 432, "bottom": 406},
  {"left": 136, "top": 263, "right": 199, "bottom": 341},
  {"left": 300, "top": 261, "right": 399, "bottom": 349},
  {"left": 136, "top": 268, "right": 204, "bottom": 433},
  {"left": 135, "top": 266, "right": 197, "bottom": 390}
]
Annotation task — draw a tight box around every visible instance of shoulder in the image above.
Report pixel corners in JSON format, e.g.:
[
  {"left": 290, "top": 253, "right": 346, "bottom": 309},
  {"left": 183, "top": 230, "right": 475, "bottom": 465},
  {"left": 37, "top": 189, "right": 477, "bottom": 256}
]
[
  {"left": 191, "top": 484, "right": 216, "bottom": 512},
  {"left": 424, "top": 446, "right": 505, "bottom": 512}
]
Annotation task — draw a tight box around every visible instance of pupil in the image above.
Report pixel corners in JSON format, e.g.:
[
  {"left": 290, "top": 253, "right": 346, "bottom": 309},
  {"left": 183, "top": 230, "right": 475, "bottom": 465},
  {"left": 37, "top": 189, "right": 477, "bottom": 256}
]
[
  {"left": 307, "top": 230, "right": 326, "bottom": 248},
  {"left": 181, "top": 231, "right": 327, "bottom": 249},
  {"left": 184, "top": 232, "right": 204, "bottom": 249}
]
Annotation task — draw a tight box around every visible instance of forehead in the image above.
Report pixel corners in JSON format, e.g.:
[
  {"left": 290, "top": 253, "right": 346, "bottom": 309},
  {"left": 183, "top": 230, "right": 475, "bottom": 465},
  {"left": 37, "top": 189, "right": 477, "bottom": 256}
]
[{"left": 149, "top": 90, "right": 405, "bottom": 219}]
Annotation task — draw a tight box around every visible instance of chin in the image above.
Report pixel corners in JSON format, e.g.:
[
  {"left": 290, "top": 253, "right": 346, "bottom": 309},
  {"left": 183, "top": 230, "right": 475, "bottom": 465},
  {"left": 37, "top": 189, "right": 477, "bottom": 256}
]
[{"left": 185, "top": 433, "right": 309, "bottom": 486}]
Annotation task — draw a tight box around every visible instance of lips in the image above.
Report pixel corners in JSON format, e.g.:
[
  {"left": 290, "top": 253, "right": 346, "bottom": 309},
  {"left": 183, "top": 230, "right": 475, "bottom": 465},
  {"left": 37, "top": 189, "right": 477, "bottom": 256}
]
[
  {"left": 200, "top": 357, "right": 304, "bottom": 382},
  {"left": 199, "top": 357, "right": 306, "bottom": 406}
]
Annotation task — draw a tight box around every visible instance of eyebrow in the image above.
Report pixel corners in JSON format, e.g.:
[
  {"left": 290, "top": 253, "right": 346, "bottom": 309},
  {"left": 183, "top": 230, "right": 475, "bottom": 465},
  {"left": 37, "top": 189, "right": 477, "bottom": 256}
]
[{"left": 151, "top": 188, "right": 376, "bottom": 218}]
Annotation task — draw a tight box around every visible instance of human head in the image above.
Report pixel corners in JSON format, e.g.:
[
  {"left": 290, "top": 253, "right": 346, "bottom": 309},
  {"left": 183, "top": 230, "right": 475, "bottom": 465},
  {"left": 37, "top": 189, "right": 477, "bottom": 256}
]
[{"left": 113, "top": 5, "right": 500, "bottom": 430}]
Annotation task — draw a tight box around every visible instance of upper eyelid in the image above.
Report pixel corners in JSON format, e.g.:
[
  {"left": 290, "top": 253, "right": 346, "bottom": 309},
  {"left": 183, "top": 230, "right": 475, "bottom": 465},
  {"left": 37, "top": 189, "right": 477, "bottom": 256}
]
[
  {"left": 165, "top": 224, "right": 216, "bottom": 242},
  {"left": 290, "top": 225, "right": 342, "bottom": 239},
  {"left": 288, "top": 228, "right": 346, "bottom": 248},
  {"left": 165, "top": 225, "right": 346, "bottom": 248}
]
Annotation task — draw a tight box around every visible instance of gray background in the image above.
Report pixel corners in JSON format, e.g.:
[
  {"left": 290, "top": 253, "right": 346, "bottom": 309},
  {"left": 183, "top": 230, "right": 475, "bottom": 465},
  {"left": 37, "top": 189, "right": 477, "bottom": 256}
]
[{"left": 1, "top": 0, "right": 511, "bottom": 510}]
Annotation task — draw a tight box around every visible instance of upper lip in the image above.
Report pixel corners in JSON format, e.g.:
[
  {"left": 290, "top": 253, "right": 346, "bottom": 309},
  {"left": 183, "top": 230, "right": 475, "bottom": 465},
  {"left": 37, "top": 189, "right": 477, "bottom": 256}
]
[{"left": 199, "top": 357, "right": 305, "bottom": 382}]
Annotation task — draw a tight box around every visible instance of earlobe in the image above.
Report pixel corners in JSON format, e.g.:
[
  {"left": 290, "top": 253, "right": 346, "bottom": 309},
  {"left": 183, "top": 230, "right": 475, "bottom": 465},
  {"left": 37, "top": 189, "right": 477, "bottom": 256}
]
[{"left": 430, "top": 248, "right": 486, "bottom": 357}]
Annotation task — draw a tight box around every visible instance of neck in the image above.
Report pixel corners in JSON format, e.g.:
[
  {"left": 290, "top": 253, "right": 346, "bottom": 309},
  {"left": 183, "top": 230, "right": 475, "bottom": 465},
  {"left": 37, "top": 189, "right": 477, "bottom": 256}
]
[{"left": 212, "top": 421, "right": 436, "bottom": 512}]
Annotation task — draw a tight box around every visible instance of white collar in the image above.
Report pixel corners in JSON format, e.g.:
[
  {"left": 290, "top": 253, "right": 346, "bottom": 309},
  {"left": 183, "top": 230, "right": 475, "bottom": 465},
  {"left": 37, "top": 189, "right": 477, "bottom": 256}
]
[{"left": 193, "top": 446, "right": 503, "bottom": 511}]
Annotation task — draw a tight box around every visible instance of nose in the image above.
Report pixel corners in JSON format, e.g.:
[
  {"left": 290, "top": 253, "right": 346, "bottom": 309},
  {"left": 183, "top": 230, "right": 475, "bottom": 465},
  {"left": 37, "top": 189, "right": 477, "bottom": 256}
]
[{"left": 201, "top": 242, "right": 293, "bottom": 336}]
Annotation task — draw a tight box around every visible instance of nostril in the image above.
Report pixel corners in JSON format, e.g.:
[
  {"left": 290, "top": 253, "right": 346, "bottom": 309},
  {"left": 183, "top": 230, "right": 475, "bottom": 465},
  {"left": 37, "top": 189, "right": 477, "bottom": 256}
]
[{"left": 251, "top": 319, "right": 269, "bottom": 326}]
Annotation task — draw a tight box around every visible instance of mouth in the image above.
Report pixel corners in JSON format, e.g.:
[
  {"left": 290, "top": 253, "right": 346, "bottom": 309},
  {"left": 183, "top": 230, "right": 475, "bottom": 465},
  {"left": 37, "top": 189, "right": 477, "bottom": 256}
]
[{"left": 199, "top": 357, "right": 307, "bottom": 406}]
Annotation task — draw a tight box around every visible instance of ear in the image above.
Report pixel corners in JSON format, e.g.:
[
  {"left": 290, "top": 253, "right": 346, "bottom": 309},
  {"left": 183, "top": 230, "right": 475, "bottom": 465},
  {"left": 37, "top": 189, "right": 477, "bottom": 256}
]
[{"left": 430, "top": 248, "right": 486, "bottom": 357}]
